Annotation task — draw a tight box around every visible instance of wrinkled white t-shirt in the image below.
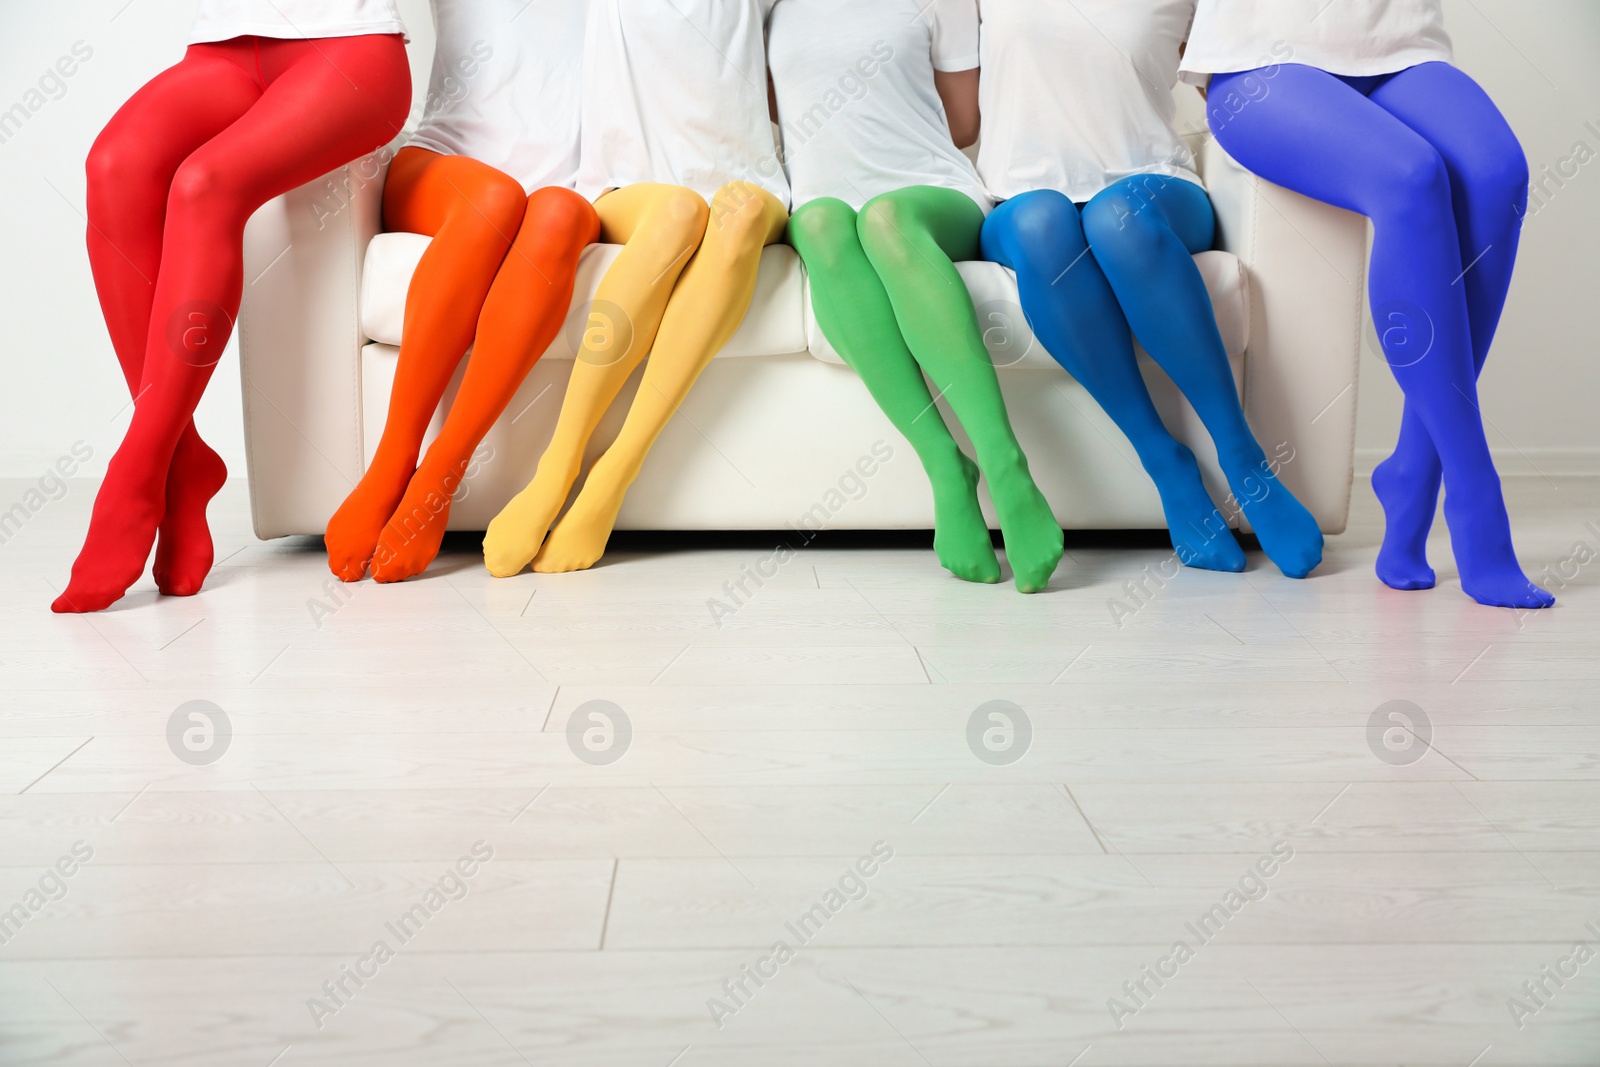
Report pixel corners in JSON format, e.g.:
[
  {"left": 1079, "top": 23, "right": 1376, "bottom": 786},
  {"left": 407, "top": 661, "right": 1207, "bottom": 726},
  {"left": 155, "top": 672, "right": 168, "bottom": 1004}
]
[
  {"left": 1180, "top": 0, "right": 1453, "bottom": 84},
  {"left": 977, "top": 0, "right": 1202, "bottom": 203},
  {"left": 769, "top": 0, "right": 987, "bottom": 211},
  {"left": 406, "top": 0, "right": 586, "bottom": 192},
  {"left": 190, "top": 0, "right": 407, "bottom": 43},
  {"left": 575, "top": 0, "right": 789, "bottom": 205}
]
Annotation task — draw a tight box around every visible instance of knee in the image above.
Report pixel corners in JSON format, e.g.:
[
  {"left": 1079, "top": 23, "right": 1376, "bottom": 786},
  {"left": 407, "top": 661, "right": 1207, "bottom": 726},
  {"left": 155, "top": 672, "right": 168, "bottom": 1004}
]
[
  {"left": 85, "top": 127, "right": 160, "bottom": 205},
  {"left": 642, "top": 185, "right": 711, "bottom": 246},
  {"left": 1081, "top": 189, "right": 1167, "bottom": 265},
  {"left": 167, "top": 155, "right": 249, "bottom": 220},
  {"left": 857, "top": 192, "right": 905, "bottom": 241},
  {"left": 1470, "top": 138, "right": 1531, "bottom": 209},
  {"left": 990, "top": 190, "right": 1084, "bottom": 266},
  {"left": 524, "top": 186, "right": 600, "bottom": 245},
  {"left": 707, "top": 182, "right": 776, "bottom": 249},
  {"left": 788, "top": 199, "right": 858, "bottom": 269},
  {"left": 857, "top": 193, "right": 917, "bottom": 268},
  {"left": 1375, "top": 144, "right": 1453, "bottom": 220},
  {"left": 464, "top": 169, "right": 531, "bottom": 234}
]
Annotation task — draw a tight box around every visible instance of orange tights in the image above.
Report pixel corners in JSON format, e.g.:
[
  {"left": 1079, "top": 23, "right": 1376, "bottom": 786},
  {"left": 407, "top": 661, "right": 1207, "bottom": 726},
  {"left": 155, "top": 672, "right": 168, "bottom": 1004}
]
[{"left": 326, "top": 147, "right": 598, "bottom": 582}]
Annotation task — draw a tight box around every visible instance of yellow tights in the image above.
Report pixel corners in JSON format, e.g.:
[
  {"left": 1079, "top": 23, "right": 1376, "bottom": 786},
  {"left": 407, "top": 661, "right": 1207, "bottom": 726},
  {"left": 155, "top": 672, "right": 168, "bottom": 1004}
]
[{"left": 484, "top": 182, "right": 789, "bottom": 575}]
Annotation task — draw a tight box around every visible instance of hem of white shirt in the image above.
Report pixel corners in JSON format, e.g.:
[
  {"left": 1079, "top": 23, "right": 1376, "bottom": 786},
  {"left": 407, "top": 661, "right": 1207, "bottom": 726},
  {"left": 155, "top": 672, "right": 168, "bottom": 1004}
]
[
  {"left": 933, "top": 54, "right": 981, "bottom": 74},
  {"left": 789, "top": 184, "right": 994, "bottom": 215},
  {"left": 576, "top": 178, "right": 792, "bottom": 207},
  {"left": 985, "top": 165, "right": 1205, "bottom": 208},
  {"left": 1178, "top": 47, "right": 1454, "bottom": 88},
  {"left": 189, "top": 21, "right": 409, "bottom": 45},
  {"left": 398, "top": 136, "right": 580, "bottom": 195}
]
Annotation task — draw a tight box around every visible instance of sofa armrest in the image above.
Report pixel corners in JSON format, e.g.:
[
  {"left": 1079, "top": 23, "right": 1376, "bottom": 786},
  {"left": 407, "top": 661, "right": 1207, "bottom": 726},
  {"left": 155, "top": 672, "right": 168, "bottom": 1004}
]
[
  {"left": 238, "top": 149, "right": 391, "bottom": 539},
  {"left": 1198, "top": 135, "right": 1369, "bottom": 534}
]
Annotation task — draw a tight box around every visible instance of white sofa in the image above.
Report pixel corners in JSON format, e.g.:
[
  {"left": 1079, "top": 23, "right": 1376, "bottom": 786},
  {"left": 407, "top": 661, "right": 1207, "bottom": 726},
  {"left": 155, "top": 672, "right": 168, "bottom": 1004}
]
[{"left": 236, "top": 136, "right": 1368, "bottom": 539}]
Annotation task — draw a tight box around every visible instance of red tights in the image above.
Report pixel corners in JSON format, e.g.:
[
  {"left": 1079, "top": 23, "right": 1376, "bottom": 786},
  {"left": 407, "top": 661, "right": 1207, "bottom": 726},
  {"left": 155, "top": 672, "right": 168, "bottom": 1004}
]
[{"left": 55, "top": 34, "right": 411, "bottom": 613}]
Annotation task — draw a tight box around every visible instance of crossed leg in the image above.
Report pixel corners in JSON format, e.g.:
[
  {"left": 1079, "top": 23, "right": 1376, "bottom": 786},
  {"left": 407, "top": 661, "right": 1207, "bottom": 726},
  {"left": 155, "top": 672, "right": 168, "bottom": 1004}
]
[
  {"left": 1081, "top": 176, "right": 1324, "bottom": 579},
  {"left": 530, "top": 182, "right": 789, "bottom": 573},
  {"left": 1359, "top": 64, "right": 1530, "bottom": 591},
  {"left": 983, "top": 189, "right": 1249, "bottom": 574},
  {"left": 83, "top": 43, "right": 263, "bottom": 599},
  {"left": 483, "top": 183, "right": 713, "bottom": 576},
  {"left": 325, "top": 147, "right": 530, "bottom": 581},
  {"left": 55, "top": 34, "right": 410, "bottom": 612},
  {"left": 789, "top": 197, "right": 999, "bottom": 584},
  {"left": 370, "top": 185, "right": 599, "bottom": 581},
  {"left": 1209, "top": 63, "right": 1549, "bottom": 609},
  {"left": 856, "top": 186, "right": 1063, "bottom": 593}
]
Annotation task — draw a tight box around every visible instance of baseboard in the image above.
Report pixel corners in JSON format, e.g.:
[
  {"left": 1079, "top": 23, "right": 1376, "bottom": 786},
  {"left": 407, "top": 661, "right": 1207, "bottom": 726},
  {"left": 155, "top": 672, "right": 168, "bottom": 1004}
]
[{"left": 1354, "top": 447, "right": 1600, "bottom": 479}]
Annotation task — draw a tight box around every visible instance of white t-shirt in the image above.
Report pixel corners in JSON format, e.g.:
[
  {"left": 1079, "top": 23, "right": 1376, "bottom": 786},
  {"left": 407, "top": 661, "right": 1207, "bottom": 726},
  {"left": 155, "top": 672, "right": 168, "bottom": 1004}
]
[
  {"left": 575, "top": 0, "right": 789, "bottom": 206},
  {"left": 190, "top": 0, "right": 407, "bottom": 43},
  {"left": 976, "top": 0, "right": 1202, "bottom": 204},
  {"left": 404, "top": 0, "right": 585, "bottom": 192},
  {"left": 769, "top": 0, "right": 987, "bottom": 212},
  {"left": 1180, "top": 0, "right": 1453, "bottom": 85}
]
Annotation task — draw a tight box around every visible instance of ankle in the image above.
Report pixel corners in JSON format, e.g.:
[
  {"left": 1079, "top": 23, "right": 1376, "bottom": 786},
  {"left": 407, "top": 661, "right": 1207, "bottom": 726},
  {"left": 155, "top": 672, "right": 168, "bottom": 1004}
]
[
  {"left": 974, "top": 441, "right": 1027, "bottom": 479},
  {"left": 918, "top": 442, "right": 972, "bottom": 481},
  {"left": 1134, "top": 437, "right": 1198, "bottom": 483}
]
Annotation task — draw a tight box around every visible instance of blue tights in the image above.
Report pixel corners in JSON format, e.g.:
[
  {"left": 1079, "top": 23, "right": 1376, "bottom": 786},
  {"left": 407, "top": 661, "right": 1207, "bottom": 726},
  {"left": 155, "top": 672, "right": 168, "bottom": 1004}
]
[
  {"left": 982, "top": 176, "right": 1324, "bottom": 578},
  {"left": 1209, "top": 62, "right": 1550, "bottom": 609}
]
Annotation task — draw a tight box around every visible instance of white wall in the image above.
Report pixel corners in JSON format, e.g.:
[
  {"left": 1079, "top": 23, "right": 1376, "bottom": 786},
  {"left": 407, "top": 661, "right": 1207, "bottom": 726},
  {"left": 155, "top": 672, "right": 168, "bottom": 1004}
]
[{"left": 0, "top": 0, "right": 1596, "bottom": 480}]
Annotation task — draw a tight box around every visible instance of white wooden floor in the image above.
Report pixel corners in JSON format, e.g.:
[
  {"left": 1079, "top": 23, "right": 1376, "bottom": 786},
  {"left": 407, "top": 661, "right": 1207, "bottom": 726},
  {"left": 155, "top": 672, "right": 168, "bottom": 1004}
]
[{"left": 2, "top": 474, "right": 1599, "bottom": 1067}]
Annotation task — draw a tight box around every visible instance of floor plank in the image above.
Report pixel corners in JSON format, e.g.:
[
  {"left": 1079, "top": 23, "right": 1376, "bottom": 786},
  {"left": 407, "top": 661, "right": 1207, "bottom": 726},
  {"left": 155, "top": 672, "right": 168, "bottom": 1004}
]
[{"left": 3, "top": 475, "right": 1598, "bottom": 1065}]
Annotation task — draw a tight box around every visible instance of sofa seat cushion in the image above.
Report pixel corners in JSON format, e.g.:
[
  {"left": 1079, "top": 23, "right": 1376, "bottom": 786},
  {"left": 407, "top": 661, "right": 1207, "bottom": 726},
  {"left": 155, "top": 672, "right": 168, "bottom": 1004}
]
[
  {"left": 802, "top": 251, "right": 1251, "bottom": 373},
  {"left": 360, "top": 234, "right": 811, "bottom": 359}
]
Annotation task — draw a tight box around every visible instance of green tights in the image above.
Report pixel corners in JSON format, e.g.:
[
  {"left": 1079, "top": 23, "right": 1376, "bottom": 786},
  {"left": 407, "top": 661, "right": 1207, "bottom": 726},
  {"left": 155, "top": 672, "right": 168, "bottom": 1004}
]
[{"left": 788, "top": 186, "right": 1063, "bottom": 593}]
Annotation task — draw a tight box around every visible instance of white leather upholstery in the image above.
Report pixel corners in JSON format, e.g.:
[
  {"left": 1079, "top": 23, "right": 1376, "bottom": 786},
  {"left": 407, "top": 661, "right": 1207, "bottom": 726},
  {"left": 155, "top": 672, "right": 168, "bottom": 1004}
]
[
  {"left": 804, "top": 250, "right": 1249, "bottom": 374},
  {"left": 239, "top": 136, "right": 1369, "bottom": 538},
  {"left": 361, "top": 238, "right": 810, "bottom": 359}
]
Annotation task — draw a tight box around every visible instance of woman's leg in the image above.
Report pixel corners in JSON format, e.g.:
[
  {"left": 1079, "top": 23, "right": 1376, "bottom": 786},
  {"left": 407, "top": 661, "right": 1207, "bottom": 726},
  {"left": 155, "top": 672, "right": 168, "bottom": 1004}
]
[
  {"left": 982, "top": 190, "right": 1247, "bottom": 573},
  {"left": 790, "top": 198, "right": 999, "bottom": 583},
  {"left": 324, "top": 148, "right": 530, "bottom": 582},
  {"left": 857, "top": 186, "right": 1063, "bottom": 593},
  {"left": 370, "top": 186, "right": 600, "bottom": 582},
  {"left": 1081, "top": 176, "right": 1324, "bottom": 578},
  {"left": 84, "top": 43, "right": 261, "bottom": 597},
  {"left": 1363, "top": 63, "right": 1531, "bottom": 590},
  {"left": 531, "top": 182, "right": 789, "bottom": 573},
  {"left": 54, "top": 34, "right": 411, "bottom": 613},
  {"left": 483, "top": 183, "right": 710, "bottom": 576},
  {"left": 1209, "top": 64, "right": 1549, "bottom": 609}
]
